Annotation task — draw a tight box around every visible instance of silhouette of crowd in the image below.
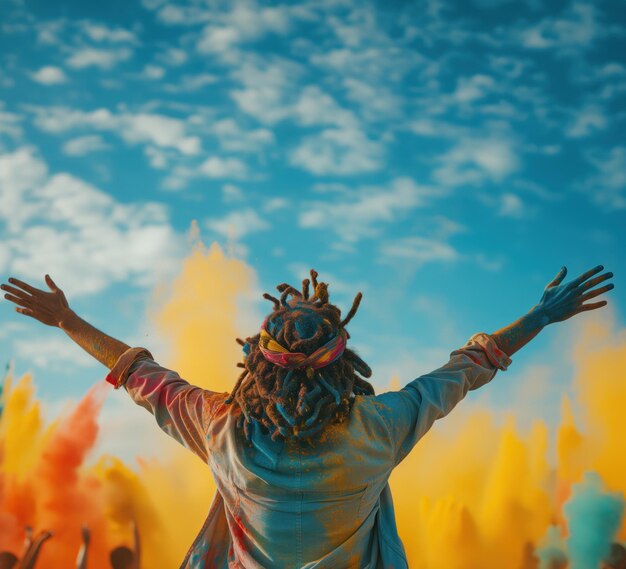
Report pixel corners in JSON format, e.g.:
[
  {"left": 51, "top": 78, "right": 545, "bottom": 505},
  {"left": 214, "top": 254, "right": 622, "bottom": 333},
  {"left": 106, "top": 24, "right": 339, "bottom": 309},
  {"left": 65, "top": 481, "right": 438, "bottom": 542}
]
[
  {"left": 517, "top": 540, "right": 626, "bottom": 569},
  {"left": 0, "top": 521, "right": 140, "bottom": 569},
  {"left": 1, "top": 524, "right": 623, "bottom": 569}
]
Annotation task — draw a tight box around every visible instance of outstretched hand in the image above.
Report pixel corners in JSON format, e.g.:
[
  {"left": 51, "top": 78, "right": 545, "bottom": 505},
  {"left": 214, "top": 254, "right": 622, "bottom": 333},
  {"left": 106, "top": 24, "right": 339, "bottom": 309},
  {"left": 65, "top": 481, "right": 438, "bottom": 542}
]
[
  {"left": 1, "top": 274, "right": 72, "bottom": 327},
  {"left": 536, "top": 265, "right": 614, "bottom": 325}
]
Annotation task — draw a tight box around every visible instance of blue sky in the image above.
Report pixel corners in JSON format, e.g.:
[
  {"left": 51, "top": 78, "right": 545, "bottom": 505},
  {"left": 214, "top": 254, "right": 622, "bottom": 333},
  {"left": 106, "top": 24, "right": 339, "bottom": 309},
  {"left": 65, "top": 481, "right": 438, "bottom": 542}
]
[{"left": 0, "top": 0, "right": 624, "bottom": 457}]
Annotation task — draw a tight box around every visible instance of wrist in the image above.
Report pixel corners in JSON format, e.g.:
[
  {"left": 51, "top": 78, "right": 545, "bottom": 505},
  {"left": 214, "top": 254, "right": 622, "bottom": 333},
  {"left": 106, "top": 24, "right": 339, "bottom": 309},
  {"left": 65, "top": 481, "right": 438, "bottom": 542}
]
[
  {"left": 528, "top": 305, "right": 550, "bottom": 328},
  {"left": 58, "top": 308, "right": 79, "bottom": 330}
]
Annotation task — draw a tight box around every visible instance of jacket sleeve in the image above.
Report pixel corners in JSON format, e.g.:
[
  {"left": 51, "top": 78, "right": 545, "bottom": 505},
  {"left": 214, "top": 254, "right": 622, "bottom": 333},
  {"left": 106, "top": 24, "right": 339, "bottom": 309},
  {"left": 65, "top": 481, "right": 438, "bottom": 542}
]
[
  {"left": 106, "top": 347, "right": 228, "bottom": 463},
  {"left": 373, "top": 332, "right": 512, "bottom": 468}
]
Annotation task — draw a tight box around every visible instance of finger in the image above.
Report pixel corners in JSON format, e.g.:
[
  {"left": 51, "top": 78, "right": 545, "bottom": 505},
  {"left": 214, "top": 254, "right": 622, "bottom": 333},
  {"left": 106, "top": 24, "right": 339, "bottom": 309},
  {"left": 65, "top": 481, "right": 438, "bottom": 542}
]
[
  {"left": 1, "top": 283, "right": 33, "bottom": 299},
  {"left": 546, "top": 266, "right": 567, "bottom": 288},
  {"left": 7, "top": 277, "right": 42, "bottom": 296},
  {"left": 15, "top": 307, "right": 36, "bottom": 318},
  {"left": 3, "top": 293, "right": 33, "bottom": 308},
  {"left": 576, "top": 300, "right": 608, "bottom": 313},
  {"left": 45, "top": 274, "right": 59, "bottom": 292},
  {"left": 579, "top": 271, "right": 613, "bottom": 291},
  {"left": 578, "top": 283, "right": 614, "bottom": 302},
  {"left": 567, "top": 265, "right": 604, "bottom": 289}
]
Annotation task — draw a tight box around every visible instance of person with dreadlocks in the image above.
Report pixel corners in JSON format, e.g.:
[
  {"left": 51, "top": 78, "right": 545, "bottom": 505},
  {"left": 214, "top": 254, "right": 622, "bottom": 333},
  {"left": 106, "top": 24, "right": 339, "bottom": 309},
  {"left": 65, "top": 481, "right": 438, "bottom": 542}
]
[{"left": 1, "top": 264, "right": 615, "bottom": 568}]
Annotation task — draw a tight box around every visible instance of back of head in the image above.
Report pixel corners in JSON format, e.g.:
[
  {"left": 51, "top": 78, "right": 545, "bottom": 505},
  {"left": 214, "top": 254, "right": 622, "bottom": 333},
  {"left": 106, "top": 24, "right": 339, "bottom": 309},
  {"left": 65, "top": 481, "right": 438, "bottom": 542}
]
[
  {"left": 110, "top": 546, "right": 134, "bottom": 569},
  {"left": 226, "top": 269, "right": 374, "bottom": 443},
  {"left": 0, "top": 552, "right": 18, "bottom": 569}
]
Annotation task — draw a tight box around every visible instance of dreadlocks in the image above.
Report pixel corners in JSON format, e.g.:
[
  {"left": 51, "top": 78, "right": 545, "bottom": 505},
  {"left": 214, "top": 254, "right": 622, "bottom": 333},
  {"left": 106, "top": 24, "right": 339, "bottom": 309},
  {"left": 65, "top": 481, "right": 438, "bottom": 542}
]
[{"left": 225, "top": 269, "right": 375, "bottom": 444}]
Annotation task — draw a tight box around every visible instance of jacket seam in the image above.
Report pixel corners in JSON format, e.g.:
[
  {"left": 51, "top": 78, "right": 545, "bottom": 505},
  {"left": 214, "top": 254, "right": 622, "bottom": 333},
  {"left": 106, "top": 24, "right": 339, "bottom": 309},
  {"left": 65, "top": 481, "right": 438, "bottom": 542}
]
[{"left": 370, "top": 398, "right": 400, "bottom": 468}]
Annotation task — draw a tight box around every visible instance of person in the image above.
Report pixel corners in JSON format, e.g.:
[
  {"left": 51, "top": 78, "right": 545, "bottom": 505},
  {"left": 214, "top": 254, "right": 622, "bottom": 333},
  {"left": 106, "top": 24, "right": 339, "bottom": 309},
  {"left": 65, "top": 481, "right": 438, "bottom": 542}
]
[
  {"left": 109, "top": 520, "right": 140, "bottom": 569},
  {"left": 1, "top": 264, "right": 614, "bottom": 568},
  {"left": 0, "top": 552, "right": 18, "bottom": 569},
  {"left": 5, "top": 528, "right": 54, "bottom": 569},
  {"left": 109, "top": 547, "right": 134, "bottom": 569},
  {"left": 602, "top": 542, "right": 626, "bottom": 569},
  {"left": 22, "top": 530, "right": 53, "bottom": 569},
  {"left": 75, "top": 520, "right": 139, "bottom": 569},
  {"left": 76, "top": 525, "right": 90, "bottom": 569}
]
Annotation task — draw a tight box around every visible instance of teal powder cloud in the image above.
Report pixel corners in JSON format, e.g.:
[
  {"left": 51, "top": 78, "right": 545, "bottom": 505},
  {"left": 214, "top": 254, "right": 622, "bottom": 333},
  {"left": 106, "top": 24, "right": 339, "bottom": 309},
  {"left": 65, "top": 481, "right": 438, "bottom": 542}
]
[
  {"left": 537, "top": 525, "right": 568, "bottom": 569},
  {"left": 564, "top": 472, "right": 625, "bottom": 569}
]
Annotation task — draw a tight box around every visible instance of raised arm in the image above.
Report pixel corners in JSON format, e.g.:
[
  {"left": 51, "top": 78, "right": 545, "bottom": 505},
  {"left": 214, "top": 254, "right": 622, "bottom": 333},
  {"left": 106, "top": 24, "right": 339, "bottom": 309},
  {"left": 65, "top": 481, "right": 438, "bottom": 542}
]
[
  {"left": 75, "top": 525, "right": 90, "bottom": 569},
  {"left": 374, "top": 264, "right": 614, "bottom": 467},
  {"left": 132, "top": 520, "right": 140, "bottom": 569},
  {"left": 1, "top": 275, "right": 129, "bottom": 369},
  {"left": 18, "top": 530, "right": 53, "bottom": 569},
  {"left": 1, "top": 274, "right": 226, "bottom": 463}
]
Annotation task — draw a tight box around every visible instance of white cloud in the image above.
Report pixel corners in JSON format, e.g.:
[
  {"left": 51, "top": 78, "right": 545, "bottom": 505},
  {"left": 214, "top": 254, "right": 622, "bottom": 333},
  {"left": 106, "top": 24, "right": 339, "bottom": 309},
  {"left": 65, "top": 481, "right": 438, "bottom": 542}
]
[
  {"left": 433, "top": 136, "right": 519, "bottom": 187},
  {"left": 158, "top": 47, "right": 188, "bottom": 66},
  {"left": 453, "top": 74, "right": 495, "bottom": 103},
  {"left": 13, "top": 335, "right": 97, "bottom": 369},
  {"left": 342, "top": 77, "right": 402, "bottom": 122},
  {"left": 379, "top": 236, "right": 459, "bottom": 267},
  {"left": 205, "top": 208, "right": 270, "bottom": 240},
  {"left": 230, "top": 57, "right": 304, "bottom": 124},
  {"left": 31, "top": 106, "right": 201, "bottom": 156},
  {"left": 0, "top": 147, "right": 184, "bottom": 297},
  {"left": 409, "top": 118, "right": 464, "bottom": 139},
  {"left": 582, "top": 146, "right": 626, "bottom": 210},
  {"left": 293, "top": 86, "right": 357, "bottom": 128},
  {"left": 199, "top": 156, "right": 248, "bottom": 179},
  {"left": 62, "top": 135, "right": 109, "bottom": 156},
  {"left": 36, "top": 20, "right": 65, "bottom": 45},
  {"left": 0, "top": 321, "right": 29, "bottom": 340},
  {"left": 231, "top": 61, "right": 361, "bottom": 132},
  {"left": 520, "top": 3, "right": 599, "bottom": 52},
  {"left": 566, "top": 105, "right": 607, "bottom": 138},
  {"left": 0, "top": 105, "right": 23, "bottom": 139},
  {"left": 263, "top": 198, "right": 288, "bottom": 212},
  {"left": 309, "top": 41, "right": 416, "bottom": 89},
  {"left": 598, "top": 63, "right": 626, "bottom": 78},
  {"left": 140, "top": 64, "right": 166, "bottom": 80},
  {"left": 290, "top": 127, "right": 384, "bottom": 175},
  {"left": 143, "top": 146, "right": 170, "bottom": 169},
  {"left": 299, "top": 177, "right": 446, "bottom": 242},
  {"left": 124, "top": 114, "right": 200, "bottom": 154},
  {"left": 222, "top": 184, "right": 245, "bottom": 203},
  {"left": 0, "top": 147, "right": 49, "bottom": 232},
  {"left": 66, "top": 47, "right": 133, "bottom": 69},
  {"left": 163, "top": 73, "right": 217, "bottom": 93},
  {"left": 81, "top": 22, "right": 137, "bottom": 43},
  {"left": 196, "top": 2, "right": 292, "bottom": 55},
  {"left": 210, "top": 119, "right": 275, "bottom": 153},
  {"left": 30, "top": 66, "right": 68, "bottom": 85},
  {"left": 498, "top": 192, "right": 526, "bottom": 218},
  {"left": 154, "top": 4, "right": 210, "bottom": 25}
]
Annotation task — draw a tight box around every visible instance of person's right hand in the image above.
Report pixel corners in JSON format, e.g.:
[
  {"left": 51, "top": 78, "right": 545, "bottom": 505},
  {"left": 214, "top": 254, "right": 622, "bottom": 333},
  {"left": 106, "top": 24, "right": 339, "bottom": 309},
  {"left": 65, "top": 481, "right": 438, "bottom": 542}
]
[{"left": 1, "top": 274, "right": 72, "bottom": 327}]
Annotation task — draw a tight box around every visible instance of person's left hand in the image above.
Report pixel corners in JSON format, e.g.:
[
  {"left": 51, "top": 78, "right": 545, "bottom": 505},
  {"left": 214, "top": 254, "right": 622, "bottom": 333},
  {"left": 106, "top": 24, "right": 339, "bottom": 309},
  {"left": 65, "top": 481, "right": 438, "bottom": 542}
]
[{"left": 534, "top": 264, "right": 614, "bottom": 325}]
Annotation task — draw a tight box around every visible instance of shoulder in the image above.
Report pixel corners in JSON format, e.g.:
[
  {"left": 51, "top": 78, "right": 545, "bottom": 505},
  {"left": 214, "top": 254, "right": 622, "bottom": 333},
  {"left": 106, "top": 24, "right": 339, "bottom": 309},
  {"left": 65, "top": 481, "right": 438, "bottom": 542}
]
[{"left": 349, "top": 394, "right": 394, "bottom": 438}]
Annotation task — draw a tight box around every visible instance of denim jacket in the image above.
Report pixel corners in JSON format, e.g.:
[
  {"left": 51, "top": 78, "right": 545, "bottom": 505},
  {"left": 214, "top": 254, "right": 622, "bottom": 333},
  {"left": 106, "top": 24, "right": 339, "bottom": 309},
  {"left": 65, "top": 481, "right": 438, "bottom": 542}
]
[{"left": 107, "top": 332, "right": 511, "bottom": 568}]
